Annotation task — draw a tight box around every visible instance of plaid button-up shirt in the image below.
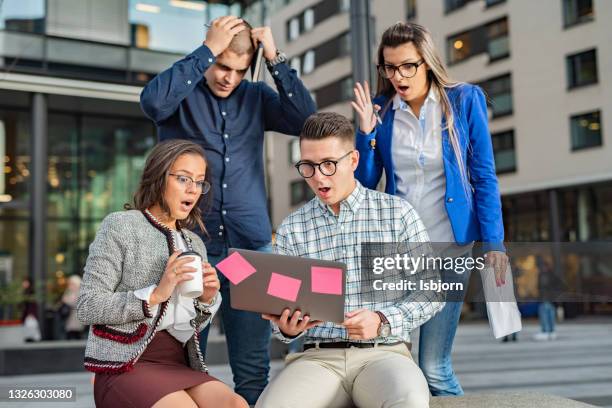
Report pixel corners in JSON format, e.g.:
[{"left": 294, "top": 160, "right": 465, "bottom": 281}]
[{"left": 273, "top": 181, "right": 445, "bottom": 344}]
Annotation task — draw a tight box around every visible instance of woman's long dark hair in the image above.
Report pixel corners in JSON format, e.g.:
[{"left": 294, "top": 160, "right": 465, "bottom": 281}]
[{"left": 126, "top": 139, "right": 212, "bottom": 233}]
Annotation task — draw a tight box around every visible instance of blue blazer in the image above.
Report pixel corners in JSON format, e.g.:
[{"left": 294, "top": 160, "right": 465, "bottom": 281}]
[{"left": 355, "top": 83, "right": 505, "bottom": 252}]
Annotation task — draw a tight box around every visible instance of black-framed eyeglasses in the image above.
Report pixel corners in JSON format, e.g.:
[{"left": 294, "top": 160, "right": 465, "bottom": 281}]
[
  {"left": 378, "top": 59, "right": 425, "bottom": 79},
  {"left": 295, "top": 151, "right": 353, "bottom": 178},
  {"left": 169, "top": 173, "right": 211, "bottom": 195}
]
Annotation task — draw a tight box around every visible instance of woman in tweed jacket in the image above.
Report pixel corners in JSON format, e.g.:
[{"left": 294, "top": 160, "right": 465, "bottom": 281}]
[{"left": 77, "top": 140, "right": 247, "bottom": 408}]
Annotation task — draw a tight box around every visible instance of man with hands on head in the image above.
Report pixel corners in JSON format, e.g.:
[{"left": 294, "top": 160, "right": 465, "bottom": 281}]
[
  {"left": 140, "top": 15, "right": 316, "bottom": 405},
  {"left": 256, "top": 112, "right": 444, "bottom": 408}
]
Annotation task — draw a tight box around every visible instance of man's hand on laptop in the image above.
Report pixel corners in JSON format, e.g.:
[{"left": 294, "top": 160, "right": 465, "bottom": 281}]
[
  {"left": 342, "top": 309, "right": 381, "bottom": 340},
  {"left": 262, "top": 308, "right": 322, "bottom": 338}
]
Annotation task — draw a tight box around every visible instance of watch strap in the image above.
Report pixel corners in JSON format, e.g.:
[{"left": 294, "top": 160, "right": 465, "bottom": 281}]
[{"left": 375, "top": 311, "right": 389, "bottom": 325}]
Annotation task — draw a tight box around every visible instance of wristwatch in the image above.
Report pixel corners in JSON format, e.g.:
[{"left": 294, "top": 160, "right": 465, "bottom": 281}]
[
  {"left": 266, "top": 49, "right": 287, "bottom": 68},
  {"left": 376, "top": 311, "right": 391, "bottom": 337}
]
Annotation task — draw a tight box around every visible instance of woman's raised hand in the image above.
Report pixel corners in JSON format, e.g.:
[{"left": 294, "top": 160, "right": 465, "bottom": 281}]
[{"left": 350, "top": 81, "right": 380, "bottom": 134}]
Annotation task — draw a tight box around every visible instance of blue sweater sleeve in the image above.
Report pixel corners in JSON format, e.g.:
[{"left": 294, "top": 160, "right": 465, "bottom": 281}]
[
  {"left": 262, "top": 62, "right": 317, "bottom": 135},
  {"left": 466, "top": 85, "right": 505, "bottom": 252},
  {"left": 140, "top": 45, "right": 216, "bottom": 124}
]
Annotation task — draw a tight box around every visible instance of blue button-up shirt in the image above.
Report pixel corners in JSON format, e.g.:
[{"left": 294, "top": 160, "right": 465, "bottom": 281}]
[{"left": 140, "top": 45, "right": 316, "bottom": 255}]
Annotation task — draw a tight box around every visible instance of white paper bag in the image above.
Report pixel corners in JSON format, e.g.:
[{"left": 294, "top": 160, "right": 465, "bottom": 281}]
[
  {"left": 23, "top": 314, "right": 41, "bottom": 342},
  {"left": 480, "top": 264, "right": 522, "bottom": 339}
]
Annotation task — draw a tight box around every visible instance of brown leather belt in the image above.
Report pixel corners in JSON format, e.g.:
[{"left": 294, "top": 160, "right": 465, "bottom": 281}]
[{"left": 303, "top": 341, "right": 411, "bottom": 351}]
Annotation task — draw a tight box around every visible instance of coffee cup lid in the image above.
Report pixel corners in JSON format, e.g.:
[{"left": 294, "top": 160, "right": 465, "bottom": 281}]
[{"left": 177, "top": 250, "right": 201, "bottom": 258}]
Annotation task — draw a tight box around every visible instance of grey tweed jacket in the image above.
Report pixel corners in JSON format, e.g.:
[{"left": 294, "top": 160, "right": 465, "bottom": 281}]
[{"left": 76, "top": 209, "right": 213, "bottom": 374}]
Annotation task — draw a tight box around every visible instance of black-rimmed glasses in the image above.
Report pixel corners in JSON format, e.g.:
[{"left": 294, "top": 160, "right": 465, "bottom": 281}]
[
  {"left": 295, "top": 151, "right": 353, "bottom": 178},
  {"left": 169, "top": 173, "right": 211, "bottom": 195},
  {"left": 378, "top": 59, "right": 425, "bottom": 79}
]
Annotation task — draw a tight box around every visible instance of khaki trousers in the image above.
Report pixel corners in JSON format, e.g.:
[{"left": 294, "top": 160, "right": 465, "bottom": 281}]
[{"left": 255, "top": 343, "right": 430, "bottom": 408}]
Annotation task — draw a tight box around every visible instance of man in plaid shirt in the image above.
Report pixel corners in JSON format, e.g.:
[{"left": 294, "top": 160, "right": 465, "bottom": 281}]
[{"left": 256, "top": 112, "right": 444, "bottom": 408}]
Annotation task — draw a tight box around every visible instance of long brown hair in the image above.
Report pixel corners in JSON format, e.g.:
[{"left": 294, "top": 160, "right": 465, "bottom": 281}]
[
  {"left": 376, "top": 22, "right": 470, "bottom": 196},
  {"left": 126, "top": 139, "right": 211, "bottom": 233}
]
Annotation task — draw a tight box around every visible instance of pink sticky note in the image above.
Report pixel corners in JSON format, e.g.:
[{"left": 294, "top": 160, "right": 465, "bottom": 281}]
[
  {"left": 215, "top": 252, "right": 257, "bottom": 285},
  {"left": 311, "top": 266, "right": 343, "bottom": 295},
  {"left": 267, "top": 273, "right": 302, "bottom": 302}
]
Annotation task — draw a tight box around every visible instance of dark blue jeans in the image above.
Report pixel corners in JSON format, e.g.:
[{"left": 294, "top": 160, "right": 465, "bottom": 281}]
[{"left": 199, "top": 244, "right": 272, "bottom": 405}]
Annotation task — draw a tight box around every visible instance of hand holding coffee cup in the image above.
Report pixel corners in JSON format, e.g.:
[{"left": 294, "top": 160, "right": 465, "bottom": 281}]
[
  {"left": 150, "top": 250, "right": 197, "bottom": 306},
  {"left": 199, "top": 262, "right": 220, "bottom": 304},
  {"left": 176, "top": 251, "right": 204, "bottom": 298}
]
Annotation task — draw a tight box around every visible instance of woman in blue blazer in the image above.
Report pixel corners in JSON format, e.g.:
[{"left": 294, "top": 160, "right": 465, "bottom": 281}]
[{"left": 352, "top": 22, "right": 508, "bottom": 396}]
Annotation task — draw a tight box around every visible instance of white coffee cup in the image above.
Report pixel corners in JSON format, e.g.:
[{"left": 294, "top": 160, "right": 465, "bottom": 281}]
[{"left": 177, "top": 251, "right": 203, "bottom": 298}]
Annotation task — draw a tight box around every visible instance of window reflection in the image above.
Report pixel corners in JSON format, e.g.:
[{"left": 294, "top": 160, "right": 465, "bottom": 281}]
[
  {"left": 130, "top": 0, "right": 223, "bottom": 54},
  {"left": 0, "top": 109, "right": 31, "bottom": 206},
  {"left": 0, "top": 0, "right": 45, "bottom": 34}
]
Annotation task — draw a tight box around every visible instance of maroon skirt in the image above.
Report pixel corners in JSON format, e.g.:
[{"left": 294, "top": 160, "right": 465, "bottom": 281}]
[{"left": 94, "top": 330, "right": 219, "bottom": 408}]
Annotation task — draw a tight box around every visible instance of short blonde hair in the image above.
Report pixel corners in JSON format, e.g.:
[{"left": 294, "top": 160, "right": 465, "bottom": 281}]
[{"left": 228, "top": 20, "right": 255, "bottom": 56}]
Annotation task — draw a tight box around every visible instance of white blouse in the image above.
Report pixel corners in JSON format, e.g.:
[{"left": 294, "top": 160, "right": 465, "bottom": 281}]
[
  {"left": 391, "top": 88, "right": 456, "bottom": 244},
  {"left": 134, "top": 230, "right": 221, "bottom": 344}
]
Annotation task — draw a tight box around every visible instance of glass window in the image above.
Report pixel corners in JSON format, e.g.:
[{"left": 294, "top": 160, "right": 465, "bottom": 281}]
[
  {"left": 315, "top": 32, "right": 349, "bottom": 68},
  {"left": 448, "top": 31, "right": 473, "bottom": 64},
  {"left": 479, "top": 74, "right": 513, "bottom": 118},
  {"left": 491, "top": 130, "right": 516, "bottom": 174},
  {"left": 445, "top": 0, "right": 505, "bottom": 13},
  {"left": 314, "top": 0, "right": 342, "bottom": 24},
  {"left": 79, "top": 116, "right": 156, "bottom": 219},
  {"left": 288, "top": 17, "right": 300, "bottom": 41},
  {"left": 290, "top": 180, "right": 314, "bottom": 206},
  {"left": 570, "top": 111, "right": 602, "bottom": 151},
  {"left": 44, "top": 112, "right": 156, "bottom": 316},
  {"left": 0, "top": 109, "right": 31, "bottom": 207},
  {"left": 563, "top": 0, "right": 594, "bottom": 28},
  {"left": 0, "top": 0, "right": 45, "bottom": 34},
  {"left": 502, "top": 192, "right": 550, "bottom": 241},
  {"left": 303, "top": 50, "right": 315, "bottom": 75},
  {"left": 314, "top": 75, "right": 352, "bottom": 109},
  {"left": 406, "top": 0, "right": 417, "bottom": 20},
  {"left": 592, "top": 183, "right": 612, "bottom": 239},
  {"left": 0, "top": 219, "right": 30, "bottom": 320},
  {"left": 0, "top": 107, "right": 31, "bottom": 319},
  {"left": 447, "top": 17, "right": 508, "bottom": 64},
  {"left": 129, "top": 0, "right": 208, "bottom": 54},
  {"left": 340, "top": 77, "right": 353, "bottom": 101},
  {"left": 567, "top": 49, "right": 598, "bottom": 89},
  {"left": 445, "top": 0, "right": 470, "bottom": 13},
  {"left": 303, "top": 8, "right": 314, "bottom": 31},
  {"left": 487, "top": 18, "right": 509, "bottom": 61}
]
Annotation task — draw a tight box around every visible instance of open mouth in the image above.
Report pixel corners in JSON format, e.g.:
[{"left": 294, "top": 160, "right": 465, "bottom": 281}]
[
  {"left": 318, "top": 187, "right": 331, "bottom": 197},
  {"left": 180, "top": 199, "right": 195, "bottom": 212},
  {"left": 398, "top": 85, "right": 410, "bottom": 93}
]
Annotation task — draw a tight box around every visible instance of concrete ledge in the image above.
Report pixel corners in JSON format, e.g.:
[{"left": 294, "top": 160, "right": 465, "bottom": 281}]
[
  {"left": 0, "top": 336, "right": 288, "bottom": 375},
  {"left": 431, "top": 392, "right": 597, "bottom": 408}
]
